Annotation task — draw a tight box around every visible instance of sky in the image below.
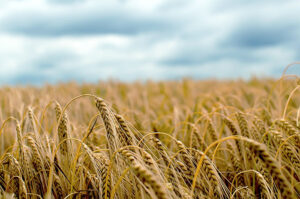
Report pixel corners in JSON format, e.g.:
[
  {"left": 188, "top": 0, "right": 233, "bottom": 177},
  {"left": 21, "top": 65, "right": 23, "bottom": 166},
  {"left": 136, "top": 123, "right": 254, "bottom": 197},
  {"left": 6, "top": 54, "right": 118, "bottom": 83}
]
[{"left": 0, "top": 0, "right": 299, "bottom": 85}]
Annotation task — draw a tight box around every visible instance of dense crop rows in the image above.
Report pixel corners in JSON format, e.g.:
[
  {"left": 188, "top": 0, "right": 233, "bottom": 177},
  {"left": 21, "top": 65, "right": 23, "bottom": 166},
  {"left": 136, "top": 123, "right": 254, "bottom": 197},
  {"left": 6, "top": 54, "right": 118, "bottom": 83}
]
[{"left": 0, "top": 78, "right": 299, "bottom": 198}]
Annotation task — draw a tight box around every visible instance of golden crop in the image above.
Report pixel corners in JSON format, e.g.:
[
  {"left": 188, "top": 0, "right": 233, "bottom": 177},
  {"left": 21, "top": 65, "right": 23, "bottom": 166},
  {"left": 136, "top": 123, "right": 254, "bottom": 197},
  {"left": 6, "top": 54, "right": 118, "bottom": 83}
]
[{"left": 0, "top": 77, "right": 299, "bottom": 199}]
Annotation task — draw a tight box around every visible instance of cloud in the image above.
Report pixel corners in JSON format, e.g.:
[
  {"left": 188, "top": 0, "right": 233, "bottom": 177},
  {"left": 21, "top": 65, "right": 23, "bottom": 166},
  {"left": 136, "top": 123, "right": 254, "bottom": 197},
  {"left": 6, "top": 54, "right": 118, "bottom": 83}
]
[
  {"left": 11, "top": 72, "right": 50, "bottom": 85},
  {"left": 30, "top": 50, "right": 77, "bottom": 69},
  {"left": 223, "top": 12, "right": 299, "bottom": 48},
  {"left": 228, "top": 25, "right": 289, "bottom": 48},
  {"left": 0, "top": 0, "right": 299, "bottom": 85},
  {"left": 157, "top": 0, "right": 300, "bottom": 71},
  {"left": 47, "top": 0, "right": 86, "bottom": 4},
  {"left": 0, "top": 0, "right": 176, "bottom": 36}
]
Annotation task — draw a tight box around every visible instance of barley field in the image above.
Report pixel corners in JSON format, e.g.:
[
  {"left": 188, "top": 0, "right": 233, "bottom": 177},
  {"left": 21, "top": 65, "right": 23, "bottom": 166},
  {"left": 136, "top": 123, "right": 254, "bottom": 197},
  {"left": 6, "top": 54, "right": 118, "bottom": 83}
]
[{"left": 0, "top": 77, "right": 299, "bottom": 198}]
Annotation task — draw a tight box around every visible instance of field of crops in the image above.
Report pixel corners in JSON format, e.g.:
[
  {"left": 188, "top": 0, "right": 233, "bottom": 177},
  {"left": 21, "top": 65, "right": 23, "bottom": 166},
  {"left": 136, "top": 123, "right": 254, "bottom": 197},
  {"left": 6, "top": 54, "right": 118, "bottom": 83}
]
[{"left": 0, "top": 78, "right": 299, "bottom": 199}]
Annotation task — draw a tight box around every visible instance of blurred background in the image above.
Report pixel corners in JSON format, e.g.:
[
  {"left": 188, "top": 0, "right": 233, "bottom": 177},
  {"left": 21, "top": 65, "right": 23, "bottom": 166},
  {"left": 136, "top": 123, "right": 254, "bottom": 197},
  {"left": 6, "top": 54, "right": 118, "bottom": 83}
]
[{"left": 0, "top": 0, "right": 299, "bottom": 85}]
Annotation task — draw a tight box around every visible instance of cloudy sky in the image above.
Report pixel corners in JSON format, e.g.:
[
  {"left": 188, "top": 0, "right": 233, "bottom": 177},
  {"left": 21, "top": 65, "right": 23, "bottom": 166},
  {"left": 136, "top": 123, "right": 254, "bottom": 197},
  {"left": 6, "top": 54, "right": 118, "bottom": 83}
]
[{"left": 0, "top": 0, "right": 299, "bottom": 85}]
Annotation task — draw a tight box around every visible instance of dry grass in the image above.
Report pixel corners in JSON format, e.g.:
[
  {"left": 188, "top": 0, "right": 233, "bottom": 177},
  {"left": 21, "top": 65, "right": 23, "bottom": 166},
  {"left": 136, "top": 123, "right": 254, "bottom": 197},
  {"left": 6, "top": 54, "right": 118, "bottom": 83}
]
[{"left": 0, "top": 77, "right": 299, "bottom": 199}]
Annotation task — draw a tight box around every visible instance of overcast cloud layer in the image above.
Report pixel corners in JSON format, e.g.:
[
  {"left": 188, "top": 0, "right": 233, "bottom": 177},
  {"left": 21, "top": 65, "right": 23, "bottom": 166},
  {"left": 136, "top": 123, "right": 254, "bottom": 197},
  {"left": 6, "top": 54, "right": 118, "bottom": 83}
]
[{"left": 0, "top": 0, "right": 299, "bottom": 85}]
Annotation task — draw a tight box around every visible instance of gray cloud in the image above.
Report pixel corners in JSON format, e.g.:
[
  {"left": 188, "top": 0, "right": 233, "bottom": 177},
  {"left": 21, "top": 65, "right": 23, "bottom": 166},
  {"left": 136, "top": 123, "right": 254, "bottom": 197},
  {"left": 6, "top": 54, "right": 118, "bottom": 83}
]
[
  {"left": 159, "top": 0, "right": 300, "bottom": 69},
  {"left": 0, "top": 1, "right": 176, "bottom": 36},
  {"left": 0, "top": 0, "right": 299, "bottom": 85},
  {"left": 1, "top": 14, "right": 171, "bottom": 36},
  {"left": 225, "top": 19, "right": 299, "bottom": 49},
  {"left": 29, "top": 50, "right": 77, "bottom": 69},
  {"left": 47, "top": 0, "right": 86, "bottom": 4},
  {"left": 159, "top": 44, "right": 265, "bottom": 67},
  {"left": 11, "top": 72, "right": 50, "bottom": 85}
]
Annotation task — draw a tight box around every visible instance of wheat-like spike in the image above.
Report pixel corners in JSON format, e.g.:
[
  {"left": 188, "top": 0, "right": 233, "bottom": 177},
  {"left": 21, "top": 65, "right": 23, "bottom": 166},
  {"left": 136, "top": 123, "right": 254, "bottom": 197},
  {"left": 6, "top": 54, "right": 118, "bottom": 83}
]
[
  {"left": 0, "top": 164, "right": 5, "bottom": 190},
  {"left": 20, "top": 147, "right": 34, "bottom": 193},
  {"left": 255, "top": 172, "right": 272, "bottom": 199},
  {"left": 225, "top": 143, "right": 245, "bottom": 188},
  {"left": 151, "top": 137, "right": 183, "bottom": 196},
  {"left": 151, "top": 137, "right": 170, "bottom": 167},
  {"left": 132, "top": 160, "right": 168, "bottom": 199},
  {"left": 261, "top": 108, "right": 272, "bottom": 126},
  {"left": 181, "top": 187, "right": 193, "bottom": 199},
  {"left": 18, "top": 178, "right": 27, "bottom": 199},
  {"left": 44, "top": 135, "right": 51, "bottom": 153},
  {"left": 26, "top": 136, "right": 47, "bottom": 195},
  {"left": 253, "top": 116, "right": 266, "bottom": 139},
  {"left": 95, "top": 97, "right": 118, "bottom": 154},
  {"left": 81, "top": 166, "right": 99, "bottom": 198},
  {"left": 174, "top": 159, "right": 189, "bottom": 175},
  {"left": 275, "top": 119, "right": 298, "bottom": 136},
  {"left": 44, "top": 155, "right": 51, "bottom": 175},
  {"left": 27, "top": 107, "right": 37, "bottom": 134},
  {"left": 231, "top": 152, "right": 245, "bottom": 187},
  {"left": 175, "top": 156, "right": 208, "bottom": 197},
  {"left": 245, "top": 138, "right": 295, "bottom": 199},
  {"left": 55, "top": 102, "right": 71, "bottom": 156},
  {"left": 114, "top": 113, "right": 134, "bottom": 146},
  {"left": 54, "top": 101, "right": 62, "bottom": 121},
  {"left": 120, "top": 149, "right": 151, "bottom": 197},
  {"left": 196, "top": 151, "right": 222, "bottom": 198},
  {"left": 182, "top": 141, "right": 217, "bottom": 195},
  {"left": 120, "top": 148, "right": 136, "bottom": 163},
  {"left": 254, "top": 155, "right": 272, "bottom": 185},
  {"left": 16, "top": 122, "right": 34, "bottom": 194},
  {"left": 6, "top": 155, "right": 20, "bottom": 196},
  {"left": 289, "top": 119, "right": 300, "bottom": 131},
  {"left": 167, "top": 168, "right": 183, "bottom": 198},
  {"left": 115, "top": 126, "right": 128, "bottom": 147},
  {"left": 53, "top": 174, "right": 64, "bottom": 198},
  {"left": 90, "top": 175, "right": 100, "bottom": 198},
  {"left": 275, "top": 119, "right": 300, "bottom": 149},
  {"left": 191, "top": 127, "right": 207, "bottom": 151},
  {"left": 236, "top": 112, "right": 250, "bottom": 138},
  {"left": 176, "top": 140, "right": 194, "bottom": 177},
  {"left": 191, "top": 130, "right": 199, "bottom": 151},
  {"left": 269, "top": 130, "right": 300, "bottom": 171},
  {"left": 223, "top": 116, "right": 245, "bottom": 165},
  {"left": 206, "top": 117, "right": 218, "bottom": 142},
  {"left": 82, "top": 144, "right": 111, "bottom": 199},
  {"left": 223, "top": 116, "right": 239, "bottom": 136},
  {"left": 141, "top": 149, "right": 158, "bottom": 174},
  {"left": 235, "top": 187, "right": 255, "bottom": 199},
  {"left": 98, "top": 155, "right": 111, "bottom": 199},
  {"left": 27, "top": 136, "right": 44, "bottom": 173},
  {"left": 16, "top": 122, "right": 23, "bottom": 158}
]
